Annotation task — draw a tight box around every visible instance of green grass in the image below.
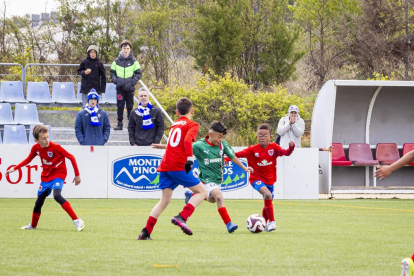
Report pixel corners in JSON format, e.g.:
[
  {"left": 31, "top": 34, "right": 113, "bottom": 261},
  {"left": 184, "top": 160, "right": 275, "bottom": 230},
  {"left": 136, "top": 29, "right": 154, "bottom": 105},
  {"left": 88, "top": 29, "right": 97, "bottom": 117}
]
[{"left": 0, "top": 199, "right": 413, "bottom": 276}]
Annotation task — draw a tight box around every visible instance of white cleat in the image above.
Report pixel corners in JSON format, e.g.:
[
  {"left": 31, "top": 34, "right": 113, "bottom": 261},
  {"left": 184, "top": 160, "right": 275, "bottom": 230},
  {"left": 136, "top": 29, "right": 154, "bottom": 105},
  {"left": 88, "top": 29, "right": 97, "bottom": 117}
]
[
  {"left": 264, "top": 221, "right": 276, "bottom": 232},
  {"left": 20, "top": 224, "right": 36, "bottom": 230},
  {"left": 401, "top": 258, "right": 414, "bottom": 276},
  {"left": 73, "top": 219, "right": 85, "bottom": 232}
]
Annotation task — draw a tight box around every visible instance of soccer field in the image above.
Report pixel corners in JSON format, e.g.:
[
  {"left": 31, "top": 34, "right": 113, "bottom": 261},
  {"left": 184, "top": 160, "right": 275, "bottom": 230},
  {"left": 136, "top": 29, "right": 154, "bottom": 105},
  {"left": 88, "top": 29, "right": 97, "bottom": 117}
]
[{"left": 0, "top": 199, "right": 413, "bottom": 276}]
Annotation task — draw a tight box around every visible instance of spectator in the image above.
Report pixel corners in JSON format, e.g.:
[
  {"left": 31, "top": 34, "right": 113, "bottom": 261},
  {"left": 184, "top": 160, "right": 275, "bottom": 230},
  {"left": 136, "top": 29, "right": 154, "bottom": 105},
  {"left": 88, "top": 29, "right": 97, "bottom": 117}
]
[
  {"left": 77, "top": 45, "right": 106, "bottom": 107},
  {"left": 276, "top": 105, "right": 305, "bottom": 148},
  {"left": 128, "top": 87, "right": 164, "bottom": 146},
  {"left": 75, "top": 90, "right": 111, "bottom": 146},
  {"left": 110, "top": 39, "right": 142, "bottom": 130}
]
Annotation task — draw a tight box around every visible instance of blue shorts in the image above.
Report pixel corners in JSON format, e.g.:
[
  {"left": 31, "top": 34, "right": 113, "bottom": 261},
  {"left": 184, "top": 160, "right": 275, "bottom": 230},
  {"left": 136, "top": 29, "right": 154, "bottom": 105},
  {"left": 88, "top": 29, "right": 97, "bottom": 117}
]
[
  {"left": 251, "top": 180, "right": 274, "bottom": 199},
  {"left": 38, "top": 178, "right": 64, "bottom": 196},
  {"left": 158, "top": 170, "right": 200, "bottom": 190}
]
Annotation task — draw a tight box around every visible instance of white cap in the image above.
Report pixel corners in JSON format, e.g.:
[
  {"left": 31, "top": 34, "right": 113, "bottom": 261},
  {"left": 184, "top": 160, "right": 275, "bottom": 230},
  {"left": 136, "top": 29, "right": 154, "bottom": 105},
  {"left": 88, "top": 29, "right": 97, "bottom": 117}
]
[{"left": 288, "top": 105, "right": 299, "bottom": 113}]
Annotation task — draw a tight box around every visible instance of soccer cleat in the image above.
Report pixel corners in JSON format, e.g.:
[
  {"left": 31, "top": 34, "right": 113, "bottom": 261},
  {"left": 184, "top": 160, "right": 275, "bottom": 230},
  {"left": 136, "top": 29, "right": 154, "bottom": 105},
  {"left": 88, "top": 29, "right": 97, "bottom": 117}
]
[
  {"left": 20, "top": 224, "right": 36, "bottom": 230},
  {"left": 137, "top": 228, "right": 153, "bottom": 240},
  {"left": 184, "top": 190, "right": 193, "bottom": 204},
  {"left": 264, "top": 221, "right": 276, "bottom": 232},
  {"left": 401, "top": 258, "right": 414, "bottom": 276},
  {"left": 171, "top": 214, "right": 193, "bottom": 235},
  {"left": 226, "top": 222, "right": 238, "bottom": 233},
  {"left": 73, "top": 218, "right": 85, "bottom": 232}
]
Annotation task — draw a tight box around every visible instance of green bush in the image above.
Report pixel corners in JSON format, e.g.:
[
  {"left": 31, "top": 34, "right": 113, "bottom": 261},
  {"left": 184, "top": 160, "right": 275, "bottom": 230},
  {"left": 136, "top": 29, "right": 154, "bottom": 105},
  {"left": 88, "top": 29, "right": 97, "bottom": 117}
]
[{"left": 152, "top": 73, "right": 312, "bottom": 146}]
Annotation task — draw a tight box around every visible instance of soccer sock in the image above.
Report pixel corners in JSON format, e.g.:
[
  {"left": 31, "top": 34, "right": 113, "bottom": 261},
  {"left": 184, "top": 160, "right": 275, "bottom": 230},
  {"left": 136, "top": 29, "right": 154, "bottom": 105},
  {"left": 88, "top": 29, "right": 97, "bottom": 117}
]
[
  {"left": 218, "top": 207, "right": 231, "bottom": 225},
  {"left": 31, "top": 212, "right": 41, "bottom": 227},
  {"left": 262, "top": 207, "right": 269, "bottom": 222},
  {"left": 264, "top": 199, "right": 275, "bottom": 222},
  {"left": 61, "top": 201, "right": 78, "bottom": 220},
  {"left": 179, "top": 203, "right": 195, "bottom": 221},
  {"left": 145, "top": 216, "right": 157, "bottom": 234}
]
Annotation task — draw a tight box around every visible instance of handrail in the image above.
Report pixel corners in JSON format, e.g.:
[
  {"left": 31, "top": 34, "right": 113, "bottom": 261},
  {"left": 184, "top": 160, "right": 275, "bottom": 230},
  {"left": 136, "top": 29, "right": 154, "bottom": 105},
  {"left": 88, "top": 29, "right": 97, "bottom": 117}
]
[
  {"left": 23, "top": 63, "right": 112, "bottom": 91},
  {"left": 0, "top": 63, "right": 24, "bottom": 81}
]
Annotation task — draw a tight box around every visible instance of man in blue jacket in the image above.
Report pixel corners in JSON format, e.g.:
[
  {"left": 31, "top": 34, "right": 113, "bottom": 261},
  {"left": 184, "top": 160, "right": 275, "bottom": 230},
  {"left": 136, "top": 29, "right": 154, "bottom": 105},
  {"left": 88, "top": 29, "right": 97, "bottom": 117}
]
[{"left": 75, "top": 89, "right": 111, "bottom": 145}]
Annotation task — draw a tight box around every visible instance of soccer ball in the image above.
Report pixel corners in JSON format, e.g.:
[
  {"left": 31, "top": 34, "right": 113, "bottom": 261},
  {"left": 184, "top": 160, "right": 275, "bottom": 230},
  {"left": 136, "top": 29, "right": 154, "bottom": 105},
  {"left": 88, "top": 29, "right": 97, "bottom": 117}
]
[{"left": 246, "top": 214, "right": 266, "bottom": 233}]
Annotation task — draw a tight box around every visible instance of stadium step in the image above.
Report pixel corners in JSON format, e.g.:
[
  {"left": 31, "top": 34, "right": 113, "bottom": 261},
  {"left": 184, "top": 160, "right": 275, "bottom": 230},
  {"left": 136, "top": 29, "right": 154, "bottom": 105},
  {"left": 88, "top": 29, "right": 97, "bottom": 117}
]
[{"left": 51, "top": 127, "right": 130, "bottom": 146}]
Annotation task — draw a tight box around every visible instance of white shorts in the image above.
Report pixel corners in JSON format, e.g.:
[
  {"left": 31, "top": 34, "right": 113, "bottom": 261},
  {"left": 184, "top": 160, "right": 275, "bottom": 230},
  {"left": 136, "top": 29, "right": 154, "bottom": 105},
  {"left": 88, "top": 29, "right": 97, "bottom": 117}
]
[{"left": 204, "top": 182, "right": 221, "bottom": 197}]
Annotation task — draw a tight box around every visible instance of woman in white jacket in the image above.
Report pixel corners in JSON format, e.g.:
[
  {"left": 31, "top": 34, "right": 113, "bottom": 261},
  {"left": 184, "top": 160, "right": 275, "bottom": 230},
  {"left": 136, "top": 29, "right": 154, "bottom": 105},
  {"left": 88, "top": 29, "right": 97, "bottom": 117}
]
[{"left": 277, "top": 105, "right": 305, "bottom": 148}]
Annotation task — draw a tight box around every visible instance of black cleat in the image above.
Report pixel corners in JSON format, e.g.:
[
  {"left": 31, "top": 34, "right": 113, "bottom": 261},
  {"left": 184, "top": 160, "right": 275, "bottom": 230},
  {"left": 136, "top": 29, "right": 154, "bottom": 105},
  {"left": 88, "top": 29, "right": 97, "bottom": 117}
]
[{"left": 137, "top": 228, "right": 153, "bottom": 240}]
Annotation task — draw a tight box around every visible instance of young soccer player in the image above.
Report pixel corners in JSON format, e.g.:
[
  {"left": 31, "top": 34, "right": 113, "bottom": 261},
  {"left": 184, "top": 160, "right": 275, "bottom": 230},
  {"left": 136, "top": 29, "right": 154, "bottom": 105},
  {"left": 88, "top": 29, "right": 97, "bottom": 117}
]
[
  {"left": 373, "top": 151, "right": 414, "bottom": 276},
  {"left": 5, "top": 125, "right": 84, "bottom": 231},
  {"left": 138, "top": 97, "right": 208, "bottom": 240},
  {"left": 156, "top": 121, "right": 254, "bottom": 233},
  {"left": 225, "top": 123, "right": 295, "bottom": 232}
]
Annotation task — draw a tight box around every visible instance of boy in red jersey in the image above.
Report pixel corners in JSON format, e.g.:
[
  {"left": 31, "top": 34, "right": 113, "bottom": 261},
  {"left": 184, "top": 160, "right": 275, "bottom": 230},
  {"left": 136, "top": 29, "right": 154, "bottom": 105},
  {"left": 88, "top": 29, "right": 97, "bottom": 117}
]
[
  {"left": 5, "top": 125, "right": 84, "bottom": 231},
  {"left": 225, "top": 123, "right": 294, "bottom": 232},
  {"left": 138, "top": 97, "right": 208, "bottom": 240}
]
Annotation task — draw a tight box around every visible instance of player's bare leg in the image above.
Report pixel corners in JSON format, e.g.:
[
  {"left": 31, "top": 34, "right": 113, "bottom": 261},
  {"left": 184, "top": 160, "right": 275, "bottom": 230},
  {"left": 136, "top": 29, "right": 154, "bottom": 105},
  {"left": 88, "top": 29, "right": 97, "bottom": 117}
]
[
  {"left": 209, "top": 188, "right": 238, "bottom": 233},
  {"left": 171, "top": 183, "right": 207, "bottom": 235},
  {"left": 139, "top": 188, "right": 173, "bottom": 240},
  {"left": 259, "top": 186, "right": 276, "bottom": 232}
]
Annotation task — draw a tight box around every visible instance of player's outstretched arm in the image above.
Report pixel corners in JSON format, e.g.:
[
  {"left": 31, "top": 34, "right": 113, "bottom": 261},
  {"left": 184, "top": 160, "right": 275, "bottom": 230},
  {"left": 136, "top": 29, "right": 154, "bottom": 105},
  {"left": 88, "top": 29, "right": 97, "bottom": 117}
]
[
  {"left": 5, "top": 167, "right": 15, "bottom": 176},
  {"left": 374, "top": 150, "right": 414, "bottom": 180},
  {"left": 73, "top": 175, "right": 81, "bottom": 186},
  {"left": 230, "top": 156, "right": 254, "bottom": 173},
  {"left": 151, "top": 143, "right": 167, "bottom": 149}
]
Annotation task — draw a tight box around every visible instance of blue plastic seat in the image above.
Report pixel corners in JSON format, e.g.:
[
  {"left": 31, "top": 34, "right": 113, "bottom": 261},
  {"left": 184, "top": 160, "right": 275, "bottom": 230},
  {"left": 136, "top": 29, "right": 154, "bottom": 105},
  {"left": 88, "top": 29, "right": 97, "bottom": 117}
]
[
  {"left": 14, "top": 103, "right": 42, "bottom": 125},
  {"left": 3, "top": 125, "right": 28, "bottom": 145},
  {"left": 52, "top": 82, "right": 80, "bottom": 103},
  {"left": 28, "top": 124, "right": 53, "bottom": 145},
  {"left": 26, "top": 82, "right": 52, "bottom": 103},
  {"left": 102, "top": 83, "right": 117, "bottom": 104},
  {"left": 0, "top": 81, "right": 26, "bottom": 103},
  {"left": 77, "top": 82, "right": 83, "bottom": 103},
  {"left": 0, "top": 103, "right": 16, "bottom": 124}
]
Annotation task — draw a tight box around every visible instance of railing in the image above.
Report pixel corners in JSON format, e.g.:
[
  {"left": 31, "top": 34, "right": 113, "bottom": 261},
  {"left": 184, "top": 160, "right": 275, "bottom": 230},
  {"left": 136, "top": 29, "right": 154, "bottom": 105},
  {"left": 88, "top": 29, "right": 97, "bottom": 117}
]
[{"left": 0, "top": 63, "right": 24, "bottom": 81}]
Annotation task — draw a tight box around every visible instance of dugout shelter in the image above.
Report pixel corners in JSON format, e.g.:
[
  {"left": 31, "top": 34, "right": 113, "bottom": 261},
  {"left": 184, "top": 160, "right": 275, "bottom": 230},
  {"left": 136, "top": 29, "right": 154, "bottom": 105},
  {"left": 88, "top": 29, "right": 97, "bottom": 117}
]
[{"left": 311, "top": 80, "right": 414, "bottom": 195}]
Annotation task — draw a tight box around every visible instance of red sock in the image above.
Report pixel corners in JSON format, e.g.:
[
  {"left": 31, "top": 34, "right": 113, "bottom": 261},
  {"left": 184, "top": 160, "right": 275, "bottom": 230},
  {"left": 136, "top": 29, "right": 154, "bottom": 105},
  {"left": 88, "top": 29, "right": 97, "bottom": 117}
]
[
  {"left": 61, "top": 201, "right": 78, "bottom": 220},
  {"left": 180, "top": 203, "right": 195, "bottom": 221},
  {"left": 264, "top": 199, "right": 274, "bottom": 222},
  {"left": 145, "top": 216, "right": 157, "bottom": 234},
  {"left": 262, "top": 207, "right": 268, "bottom": 222},
  {"left": 31, "top": 212, "right": 41, "bottom": 227},
  {"left": 411, "top": 252, "right": 414, "bottom": 261},
  {"left": 218, "top": 207, "right": 231, "bottom": 225}
]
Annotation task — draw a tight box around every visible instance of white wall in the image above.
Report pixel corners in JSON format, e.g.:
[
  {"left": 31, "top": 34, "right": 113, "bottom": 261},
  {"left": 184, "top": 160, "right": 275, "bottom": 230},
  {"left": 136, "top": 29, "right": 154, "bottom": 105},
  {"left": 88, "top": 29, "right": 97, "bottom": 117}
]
[{"left": 0, "top": 146, "right": 319, "bottom": 199}]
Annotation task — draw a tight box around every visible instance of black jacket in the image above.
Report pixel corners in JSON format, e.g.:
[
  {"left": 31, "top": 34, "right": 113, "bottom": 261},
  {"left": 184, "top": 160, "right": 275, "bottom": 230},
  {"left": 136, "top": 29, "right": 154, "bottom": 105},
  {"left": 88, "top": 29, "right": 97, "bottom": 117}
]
[
  {"left": 78, "top": 55, "right": 107, "bottom": 94},
  {"left": 128, "top": 107, "right": 164, "bottom": 146}
]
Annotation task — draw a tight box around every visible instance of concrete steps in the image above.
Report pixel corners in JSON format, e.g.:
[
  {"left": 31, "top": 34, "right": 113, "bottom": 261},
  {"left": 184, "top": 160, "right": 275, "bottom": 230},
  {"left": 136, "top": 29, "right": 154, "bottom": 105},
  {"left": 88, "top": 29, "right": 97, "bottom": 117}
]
[{"left": 51, "top": 127, "right": 130, "bottom": 146}]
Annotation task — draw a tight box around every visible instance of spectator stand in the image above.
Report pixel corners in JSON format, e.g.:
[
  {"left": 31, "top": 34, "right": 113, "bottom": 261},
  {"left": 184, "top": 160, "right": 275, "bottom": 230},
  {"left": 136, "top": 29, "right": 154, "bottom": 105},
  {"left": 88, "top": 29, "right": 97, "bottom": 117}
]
[{"left": 311, "top": 80, "right": 414, "bottom": 197}]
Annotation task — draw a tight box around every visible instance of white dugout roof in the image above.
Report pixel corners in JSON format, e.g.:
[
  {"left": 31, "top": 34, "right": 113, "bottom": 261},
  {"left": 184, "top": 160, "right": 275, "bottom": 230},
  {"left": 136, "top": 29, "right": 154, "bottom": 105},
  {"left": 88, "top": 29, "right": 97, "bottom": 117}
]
[{"left": 311, "top": 80, "right": 414, "bottom": 149}]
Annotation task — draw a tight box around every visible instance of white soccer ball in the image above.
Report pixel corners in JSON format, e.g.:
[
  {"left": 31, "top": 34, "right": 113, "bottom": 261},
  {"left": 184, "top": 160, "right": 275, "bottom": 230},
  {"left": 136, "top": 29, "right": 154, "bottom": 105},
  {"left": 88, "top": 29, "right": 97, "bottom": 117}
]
[{"left": 246, "top": 214, "right": 266, "bottom": 233}]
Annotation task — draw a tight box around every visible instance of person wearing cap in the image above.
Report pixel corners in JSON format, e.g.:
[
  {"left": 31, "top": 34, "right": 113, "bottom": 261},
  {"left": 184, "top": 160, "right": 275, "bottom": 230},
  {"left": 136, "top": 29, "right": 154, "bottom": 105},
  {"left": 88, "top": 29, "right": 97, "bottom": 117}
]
[
  {"left": 276, "top": 105, "right": 305, "bottom": 148},
  {"left": 128, "top": 87, "right": 164, "bottom": 146},
  {"left": 110, "top": 39, "right": 142, "bottom": 130},
  {"left": 75, "top": 89, "right": 111, "bottom": 146},
  {"left": 77, "top": 45, "right": 107, "bottom": 107}
]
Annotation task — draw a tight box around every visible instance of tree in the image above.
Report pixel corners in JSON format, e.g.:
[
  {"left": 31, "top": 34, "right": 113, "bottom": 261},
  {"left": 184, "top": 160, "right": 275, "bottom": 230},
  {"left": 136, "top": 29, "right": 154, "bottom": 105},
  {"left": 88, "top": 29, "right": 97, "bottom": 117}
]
[
  {"left": 222, "top": 175, "right": 232, "bottom": 185},
  {"left": 188, "top": 0, "right": 303, "bottom": 88},
  {"left": 290, "top": 0, "right": 360, "bottom": 88}
]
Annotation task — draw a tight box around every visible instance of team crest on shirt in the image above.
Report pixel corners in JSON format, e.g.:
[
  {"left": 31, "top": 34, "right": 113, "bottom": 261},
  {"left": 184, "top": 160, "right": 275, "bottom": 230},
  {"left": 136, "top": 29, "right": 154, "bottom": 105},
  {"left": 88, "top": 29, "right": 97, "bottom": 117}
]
[
  {"left": 268, "top": 149, "right": 274, "bottom": 156},
  {"left": 255, "top": 152, "right": 259, "bottom": 157},
  {"left": 47, "top": 151, "right": 53, "bottom": 158}
]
